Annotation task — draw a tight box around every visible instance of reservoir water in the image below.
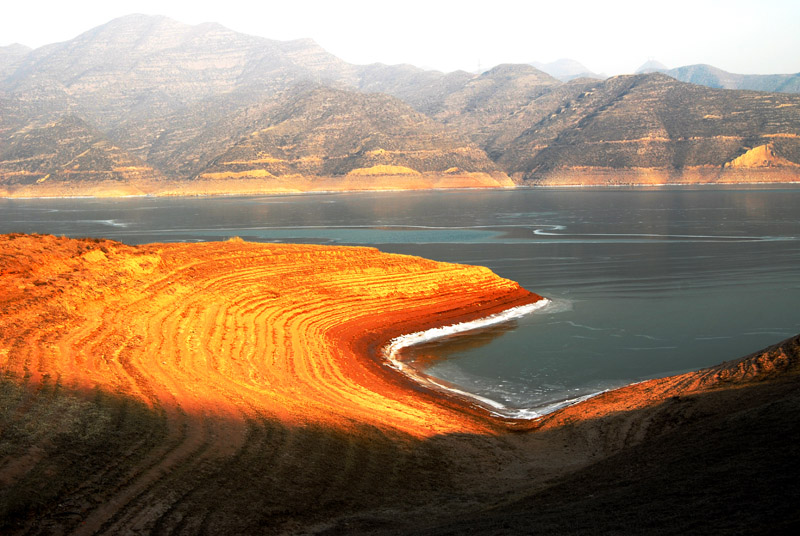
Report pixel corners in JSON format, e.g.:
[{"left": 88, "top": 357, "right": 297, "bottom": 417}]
[{"left": 2, "top": 187, "right": 799, "bottom": 415}]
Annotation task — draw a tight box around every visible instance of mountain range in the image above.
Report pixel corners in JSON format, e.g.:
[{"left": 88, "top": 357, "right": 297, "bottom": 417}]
[
  {"left": 1, "top": 14, "right": 799, "bottom": 196},
  {"left": 541, "top": 59, "right": 800, "bottom": 94}
]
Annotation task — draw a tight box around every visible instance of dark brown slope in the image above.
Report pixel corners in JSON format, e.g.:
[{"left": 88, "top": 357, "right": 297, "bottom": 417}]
[
  {"left": 386, "top": 382, "right": 800, "bottom": 535},
  {"left": 326, "top": 335, "right": 800, "bottom": 535},
  {"left": 493, "top": 73, "right": 800, "bottom": 184},
  {"left": 0, "top": 115, "right": 163, "bottom": 196}
]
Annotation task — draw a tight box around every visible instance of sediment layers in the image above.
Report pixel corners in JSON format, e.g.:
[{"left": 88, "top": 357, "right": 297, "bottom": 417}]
[
  {"left": 1, "top": 234, "right": 798, "bottom": 533},
  {"left": 527, "top": 166, "right": 800, "bottom": 186},
  {"left": 153, "top": 171, "right": 514, "bottom": 197},
  {"left": 0, "top": 234, "right": 540, "bottom": 437}
]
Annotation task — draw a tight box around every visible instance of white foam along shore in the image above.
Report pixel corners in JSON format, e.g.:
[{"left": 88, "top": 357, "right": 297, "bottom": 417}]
[
  {"left": 380, "top": 297, "right": 607, "bottom": 419},
  {"left": 383, "top": 300, "right": 551, "bottom": 362}
]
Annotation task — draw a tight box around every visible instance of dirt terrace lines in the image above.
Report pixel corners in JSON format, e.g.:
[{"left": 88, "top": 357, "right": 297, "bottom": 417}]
[{"left": 0, "top": 234, "right": 541, "bottom": 438}]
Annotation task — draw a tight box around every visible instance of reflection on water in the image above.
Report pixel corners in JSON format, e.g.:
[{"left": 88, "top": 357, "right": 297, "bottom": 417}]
[
  {"left": 2, "top": 187, "right": 799, "bottom": 413},
  {"left": 400, "top": 321, "right": 519, "bottom": 370}
]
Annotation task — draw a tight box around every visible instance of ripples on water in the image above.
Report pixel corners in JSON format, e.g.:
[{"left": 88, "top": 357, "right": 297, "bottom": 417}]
[{"left": 2, "top": 187, "right": 799, "bottom": 415}]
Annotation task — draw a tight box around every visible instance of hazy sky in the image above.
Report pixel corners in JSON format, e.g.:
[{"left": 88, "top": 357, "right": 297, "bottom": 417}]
[{"left": 3, "top": 0, "right": 799, "bottom": 75}]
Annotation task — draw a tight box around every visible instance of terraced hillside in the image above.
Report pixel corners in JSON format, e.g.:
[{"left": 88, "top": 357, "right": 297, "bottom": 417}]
[
  {"left": 491, "top": 73, "right": 800, "bottom": 184},
  {"left": 0, "top": 115, "right": 163, "bottom": 196},
  {"left": 1, "top": 234, "right": 798, "bottom": 534},
  {"left": 141, "top": 85, "right": 512, "bottom": 195},
  {"left": 0, "top": 234, "right": 540, "bottom": 532}
]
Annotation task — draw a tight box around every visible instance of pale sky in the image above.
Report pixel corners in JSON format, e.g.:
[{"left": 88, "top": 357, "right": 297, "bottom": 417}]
[{"left": 2, "top": 0, "right": 799, "bottom": 76}]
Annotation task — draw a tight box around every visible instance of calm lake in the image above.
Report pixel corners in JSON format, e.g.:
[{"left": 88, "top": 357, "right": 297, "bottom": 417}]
[{"left": 2, "top": 187, "right": 799, "bottom": 415}]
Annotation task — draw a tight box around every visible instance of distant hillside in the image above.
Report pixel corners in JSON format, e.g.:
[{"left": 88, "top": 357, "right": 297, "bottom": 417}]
[
  {"left": 633, "top": 61, "right": 800, "bottom": 94},
  {"left": 0, "top": 43, "right": 30, "bottom": 79},
  {"left": 425, "top": 64, "right": 564, "bottom": 147},
  {"left": 494, "top": 73, "right": 800, "bottom": 184},
  {"left": 357, "top": 64, "right": 475, "bottom": 115},
  {"left": 2, "top": 14, "right": 800, "bottom": 195},
  {"left": 194, "top": 85, "right": 500, "bottom": 179},
  {"left": 666, "top": 64, "right": 800, "bottom": 94},
  {"left": 530, "top": 59, "right": 605, "bottom": 81}
]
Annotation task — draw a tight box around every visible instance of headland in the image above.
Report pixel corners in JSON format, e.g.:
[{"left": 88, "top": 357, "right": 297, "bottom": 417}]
[{"left": 1, "top": 234, "right": 797, "bottom": 534}]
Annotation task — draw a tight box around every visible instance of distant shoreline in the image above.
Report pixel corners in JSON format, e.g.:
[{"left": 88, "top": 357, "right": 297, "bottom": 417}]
[{"left": 3, "top": 180, "right": 800, "bottom": 200}]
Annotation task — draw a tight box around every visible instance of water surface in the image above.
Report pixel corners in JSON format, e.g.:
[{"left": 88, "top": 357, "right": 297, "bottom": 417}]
[{"left": 2, "top": 187, "right": 798, "bottom": 415}]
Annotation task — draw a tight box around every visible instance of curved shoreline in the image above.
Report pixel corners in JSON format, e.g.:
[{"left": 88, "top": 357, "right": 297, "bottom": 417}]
[
  {"left": 3, "top": 179, "right": 800, "bottom": 200},
  {"left": 3, "top": 233, "right": 799, "bottom": 534},
  {"left": 0, "top": 233, "right": 545, "bottom": 437},
  {"left": 379, "top": 300, "right": 572, "bottom": 419}
]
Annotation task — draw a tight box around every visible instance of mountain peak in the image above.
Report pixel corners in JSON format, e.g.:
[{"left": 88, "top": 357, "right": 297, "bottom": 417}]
[
  {"left": 482, "top": 63, "right": 556, "bottom": 82},
  {"left": 636, "top": 59, "right": 669, "bottom": 73},
  {"left": 529, "top": 58, "right": 604, "bottom": 81}
]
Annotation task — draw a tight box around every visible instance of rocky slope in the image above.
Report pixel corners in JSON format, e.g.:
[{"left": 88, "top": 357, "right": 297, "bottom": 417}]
[
  {"left": 188, "top": 85, "right": 508, "bottom": 189},
  {"left": 0, "top": 234, "right": 797, "bottom": 534},
  {"left": 2, "top": 15, "right": 800, "bottom": 195},
  {"left": 1, "top": 14, "right": 358, "bottom": 130},
  {"left": 0, "top": 114, "right": 162, "bottom": 196},
  {"left": 490, "top": 73, "right": 800, "bottom": 184}
]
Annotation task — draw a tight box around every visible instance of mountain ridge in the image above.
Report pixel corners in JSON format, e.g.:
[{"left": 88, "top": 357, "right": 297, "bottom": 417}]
[
  {"left": 530, "top": 58, "right": 605, "bottom": 81},
  {"left": 1, "top": 14, "right": 799, "bottom": 196}
]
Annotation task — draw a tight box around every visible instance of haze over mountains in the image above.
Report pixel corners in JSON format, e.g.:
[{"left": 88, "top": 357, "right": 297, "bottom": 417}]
[
  {"left": 529, "top": 59, "right": 605, "bottom": 81},
  {"left": 648, "top": 63, "right": 800, "bottom": 94},
  {"left": 1, "top": 14, "right": 799, "bottom": 196}
]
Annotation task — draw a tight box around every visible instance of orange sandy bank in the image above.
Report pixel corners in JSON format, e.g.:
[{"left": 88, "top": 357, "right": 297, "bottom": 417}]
[
  {"left": 0, "top": 234, "right": 541, "bottom": 438},
  {"left": 2, "top": 234, "right": 799, "bottom": 534}
]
